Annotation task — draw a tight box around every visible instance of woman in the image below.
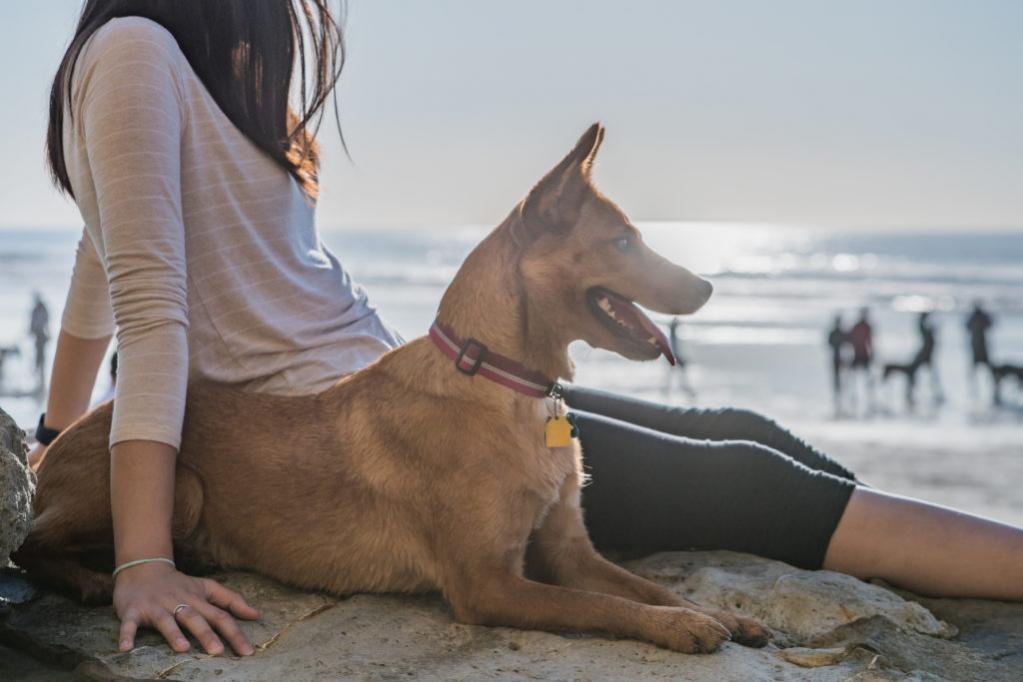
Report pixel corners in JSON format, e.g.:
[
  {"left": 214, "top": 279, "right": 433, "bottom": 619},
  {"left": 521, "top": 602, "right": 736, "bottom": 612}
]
[{"left": 33, "top": 0, "right": 1023, "bottom": 658}]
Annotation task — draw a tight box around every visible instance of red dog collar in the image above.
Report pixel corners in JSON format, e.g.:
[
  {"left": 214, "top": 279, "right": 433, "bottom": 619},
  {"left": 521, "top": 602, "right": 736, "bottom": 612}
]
[{"left": 429, "top": 320, "right": 558, "bottom": 399}]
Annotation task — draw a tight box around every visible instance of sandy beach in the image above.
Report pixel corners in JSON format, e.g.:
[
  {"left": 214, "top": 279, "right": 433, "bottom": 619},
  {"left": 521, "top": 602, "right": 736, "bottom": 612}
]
[{"left": 815, "top": 436, "right": 1023, "bottom": 529}]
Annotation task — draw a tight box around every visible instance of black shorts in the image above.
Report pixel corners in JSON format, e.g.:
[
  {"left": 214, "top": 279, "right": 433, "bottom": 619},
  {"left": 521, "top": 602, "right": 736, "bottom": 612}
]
[{"left": 562, "top": 384, "right": 857, "bottom": 570}]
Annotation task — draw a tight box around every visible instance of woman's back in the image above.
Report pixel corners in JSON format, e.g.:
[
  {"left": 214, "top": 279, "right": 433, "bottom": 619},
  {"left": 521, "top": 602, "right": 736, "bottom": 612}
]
[{"left": 62, "top": 16, "right": 401, "bottom": 448}]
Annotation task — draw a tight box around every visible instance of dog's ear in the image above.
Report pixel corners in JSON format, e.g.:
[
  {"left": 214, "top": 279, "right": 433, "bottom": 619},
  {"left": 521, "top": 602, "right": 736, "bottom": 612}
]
[{"left": 519, "top": 123, "right": 605, "bottom": 236}]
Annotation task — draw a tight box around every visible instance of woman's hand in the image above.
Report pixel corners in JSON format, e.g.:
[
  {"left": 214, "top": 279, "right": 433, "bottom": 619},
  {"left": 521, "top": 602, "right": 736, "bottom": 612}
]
[
  {"left": 113, "top": 561, "right": 259, "bottom": 656},
  {"left": 27, "top": 442, "right": 46, "bottom": 472}
]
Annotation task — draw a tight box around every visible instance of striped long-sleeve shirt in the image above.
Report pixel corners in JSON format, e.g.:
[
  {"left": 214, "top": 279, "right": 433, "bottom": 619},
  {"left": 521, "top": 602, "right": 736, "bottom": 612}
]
[{"left": 61, "top": 16, "right": 402, "bottom": 450}]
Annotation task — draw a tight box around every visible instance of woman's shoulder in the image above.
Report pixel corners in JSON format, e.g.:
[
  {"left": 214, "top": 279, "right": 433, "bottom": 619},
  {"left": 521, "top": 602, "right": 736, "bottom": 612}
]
[
  {"left": 70, "top": 16, "right": 190, "bottom": 111},
  {"left": 80, "top": 16, "right": 187, "bottom": 77}
]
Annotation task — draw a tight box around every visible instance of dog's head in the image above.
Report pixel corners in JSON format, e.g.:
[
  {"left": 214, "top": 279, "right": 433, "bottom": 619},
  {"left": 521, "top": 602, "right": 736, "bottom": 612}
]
[{"left": 511, "top": 123, "right": 712, "bottom": 364}]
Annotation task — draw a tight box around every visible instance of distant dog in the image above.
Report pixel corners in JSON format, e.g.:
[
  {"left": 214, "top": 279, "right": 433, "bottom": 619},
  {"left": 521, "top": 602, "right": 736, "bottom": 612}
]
[
  {"left": 882, "top": 361, "right": 920, "bottom": 383},
  {"left": 882, "top": 353, "right": 946, "bottom": 409},
  {"left": 993, "top": 363, "right": 1023, "bottom": 406},
  {"left": 882, "top": 359, "right": 923, "bottom": 407},
  {"left": 16, "top": 125, "right": 768, "bottom": 654}
]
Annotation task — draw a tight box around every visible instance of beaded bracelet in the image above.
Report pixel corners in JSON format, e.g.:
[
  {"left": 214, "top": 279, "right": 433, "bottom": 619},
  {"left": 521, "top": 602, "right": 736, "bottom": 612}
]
[{"left": 112, "top": 557, "right": 176, "bottom": 578}]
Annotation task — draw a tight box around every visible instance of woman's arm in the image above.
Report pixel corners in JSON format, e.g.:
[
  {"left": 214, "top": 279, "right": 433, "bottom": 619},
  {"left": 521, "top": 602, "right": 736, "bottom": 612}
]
[
  {"left": 38, "top": 330, "right": 111, "bottom": 427},
  {"left": 110, "top": 440, "right": 257, "bottom": 656},
  {"left": 72, "top": 20, "right": 257, "bottom": 655},
  {"left": 27, "top": 230, "right": 114, "bottom": 470}
]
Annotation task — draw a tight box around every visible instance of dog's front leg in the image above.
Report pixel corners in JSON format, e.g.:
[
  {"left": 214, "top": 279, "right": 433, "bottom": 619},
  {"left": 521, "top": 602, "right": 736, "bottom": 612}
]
[
  {"left": 526, "top": 471, "right": 682, "bottom": 606},
  {"left": 435, "top": 486, "right": 728, "bottom": 654},
  {"left": 527, "top": 472, "right": 770, "bottom": 648},
  {"left": 445, "top": 569, "right": 731, "bottom": 654}
]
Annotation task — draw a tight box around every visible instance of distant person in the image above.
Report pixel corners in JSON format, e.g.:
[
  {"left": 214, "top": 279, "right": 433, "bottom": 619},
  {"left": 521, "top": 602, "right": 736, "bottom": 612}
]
[
  {"left": 826, "top": 314, "right": 848, "bottom": 415},
  {"left": 966, "top": 301, "right": 994, "bottom": 394},
  {"left": 666, "top": 317, "right": 697, "bottom": 401},
  {"left": 848, "top": 307, "right": 875, "bottom": 414},
  {"left": 28, "top": 292, "right": 51, "bottom": 389},
  {"left": 913, "top": 312, "right": 943, "bottom": 404}
]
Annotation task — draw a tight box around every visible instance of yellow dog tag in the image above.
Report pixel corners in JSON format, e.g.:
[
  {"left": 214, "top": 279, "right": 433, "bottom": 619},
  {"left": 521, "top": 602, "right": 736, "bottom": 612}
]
[{"left": 545, "top": 415, "right": 573, "bottom": 447}]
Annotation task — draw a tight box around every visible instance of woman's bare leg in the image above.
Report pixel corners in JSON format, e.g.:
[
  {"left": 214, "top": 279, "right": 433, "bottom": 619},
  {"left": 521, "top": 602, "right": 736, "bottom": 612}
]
[{"left": 823, "top": 487, "right": 1023, "bottom": 600}]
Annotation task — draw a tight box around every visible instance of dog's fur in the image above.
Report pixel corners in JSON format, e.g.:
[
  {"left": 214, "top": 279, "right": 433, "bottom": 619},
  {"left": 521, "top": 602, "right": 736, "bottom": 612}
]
[{"left": 15, "top": 125, "right": 768, "bottom": 654}]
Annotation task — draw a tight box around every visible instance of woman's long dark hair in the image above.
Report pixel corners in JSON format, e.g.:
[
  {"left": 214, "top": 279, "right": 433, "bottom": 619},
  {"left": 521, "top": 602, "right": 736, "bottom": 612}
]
[{"left": 46, "top": 0, "right": 346, "bottom": 200}]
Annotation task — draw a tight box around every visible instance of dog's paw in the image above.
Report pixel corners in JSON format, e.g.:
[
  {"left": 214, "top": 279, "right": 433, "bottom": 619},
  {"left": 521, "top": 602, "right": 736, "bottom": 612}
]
[
  {"left": 77, "top": 574, "right": 115, "bottom": 606},
  {"left": 652, "top": 608, "right": 731, "bottom": 654},
  {"left": 699, "top": 608, "right": 771, "bottom": 648}
]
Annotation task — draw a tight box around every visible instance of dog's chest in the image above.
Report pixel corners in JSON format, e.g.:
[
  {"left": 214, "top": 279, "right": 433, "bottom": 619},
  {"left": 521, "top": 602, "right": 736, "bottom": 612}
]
[
  {"left": 540, "top": 395, "right": 581, "bottom": 462},
  {"left": 522, "top": 438, "right": 580, "bottom": 529},
  {"left": 533, "top": 437, "right": 580, "bottom": 480},
  {"left": 517, "top": 400, "right": 581, "bottom": 504}
]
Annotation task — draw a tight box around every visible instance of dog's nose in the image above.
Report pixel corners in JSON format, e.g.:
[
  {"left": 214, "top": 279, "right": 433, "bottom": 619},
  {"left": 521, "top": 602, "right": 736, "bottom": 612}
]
[{"left": 698, "top": 278, "right": 714, "bottom": 300}]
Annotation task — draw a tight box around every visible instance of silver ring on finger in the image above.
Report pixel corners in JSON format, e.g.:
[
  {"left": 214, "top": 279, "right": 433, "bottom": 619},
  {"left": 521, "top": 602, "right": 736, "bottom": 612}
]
[{"left": 173, "top": 603, "right": 190, "bottom": 616}]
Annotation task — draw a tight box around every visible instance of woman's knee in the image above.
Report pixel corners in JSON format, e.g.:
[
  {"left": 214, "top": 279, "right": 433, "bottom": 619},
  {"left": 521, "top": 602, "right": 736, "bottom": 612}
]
[
  {"left": 708, "top": 439, "right": 799, "bottom": 485},
  {"left": 713, "top": 407, "right": 780, "bottom": 440}
]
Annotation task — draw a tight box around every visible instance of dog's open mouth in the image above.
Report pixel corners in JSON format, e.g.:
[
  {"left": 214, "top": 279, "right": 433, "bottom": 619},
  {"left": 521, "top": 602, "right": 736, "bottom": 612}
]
[{"left": 586, "top": 287, "right": 676, "bottom": 365}]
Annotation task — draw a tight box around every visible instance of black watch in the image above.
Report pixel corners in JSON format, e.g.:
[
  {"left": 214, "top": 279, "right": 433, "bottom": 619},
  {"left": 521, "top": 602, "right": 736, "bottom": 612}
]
[{"left": 35, "top": 413, "right": 62, "bottom": 446}]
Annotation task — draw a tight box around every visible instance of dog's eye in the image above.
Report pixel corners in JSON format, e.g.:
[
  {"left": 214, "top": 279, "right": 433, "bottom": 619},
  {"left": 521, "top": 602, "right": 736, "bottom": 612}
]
[{"left": 613, "top": 236, "right": 631, "bottom": 252}]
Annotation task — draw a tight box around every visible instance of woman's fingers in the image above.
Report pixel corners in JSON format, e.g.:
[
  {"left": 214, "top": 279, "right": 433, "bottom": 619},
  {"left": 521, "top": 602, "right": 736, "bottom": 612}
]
[
  {"left": 193, "top": 601, "right": 254, "bottom": 656},
  {"left": 118, "top": 609, "right": 139, "bottom": 652},
  {"left": 204, "top": 579, "right": 260, "bottom": 620},
  {"left": 153, "top": 611, "right": 191, "bottom": 653},
  {"left": 112, "top": 571, "right": 259, "bottom": 656},
  {"left": 174, "top": 604, "right": 224, "bottom": 655}
]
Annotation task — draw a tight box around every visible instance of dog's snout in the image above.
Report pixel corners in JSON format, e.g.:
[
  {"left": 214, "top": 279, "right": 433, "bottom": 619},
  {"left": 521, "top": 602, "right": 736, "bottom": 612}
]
[
  {"left": 697, "top": 278, "right": 713, "bottom": 301},
  {"left": 667, "top": 275, "right": 713, "bottom": 315}
]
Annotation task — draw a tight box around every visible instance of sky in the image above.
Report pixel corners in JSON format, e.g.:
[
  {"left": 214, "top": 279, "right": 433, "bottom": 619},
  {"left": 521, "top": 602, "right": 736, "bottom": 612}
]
[{"left": 1, "top": 0, "right": 1021, "bottom": 231}]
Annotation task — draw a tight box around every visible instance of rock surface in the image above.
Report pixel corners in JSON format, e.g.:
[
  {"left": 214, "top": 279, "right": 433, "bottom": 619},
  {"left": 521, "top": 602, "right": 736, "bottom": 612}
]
[
  {"left": 0, "top": 406, "right": 34, "bottom": 567},
  {"left": 2, "top": 551, "right": 1021, "bottom": 681}
]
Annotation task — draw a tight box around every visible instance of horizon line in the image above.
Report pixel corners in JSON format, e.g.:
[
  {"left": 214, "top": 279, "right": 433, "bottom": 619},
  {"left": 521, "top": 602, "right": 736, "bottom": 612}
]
[{"left": 1, "top": 221, "right": 1022, "bottom": 234}]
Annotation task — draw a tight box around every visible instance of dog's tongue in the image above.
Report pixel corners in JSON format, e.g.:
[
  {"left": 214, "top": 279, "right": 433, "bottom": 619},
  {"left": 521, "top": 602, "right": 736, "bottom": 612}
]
[
  {"left": 603, "top": 290, "right": 676, "bottom": 366},
  {"left": 635, "top": 307, "right": 676, "bottom": 366}
]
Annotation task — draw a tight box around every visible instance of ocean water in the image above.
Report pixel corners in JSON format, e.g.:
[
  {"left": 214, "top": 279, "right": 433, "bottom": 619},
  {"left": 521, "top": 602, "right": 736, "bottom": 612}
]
[{"left": 1, "top": 223, "right": 1022, "bottom": 448}]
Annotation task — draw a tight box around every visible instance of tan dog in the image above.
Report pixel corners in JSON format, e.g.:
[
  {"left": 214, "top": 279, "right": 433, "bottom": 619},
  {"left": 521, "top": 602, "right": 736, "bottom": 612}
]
[{"left": 16, "top": 124, "right": 769, "bottom": 653}]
